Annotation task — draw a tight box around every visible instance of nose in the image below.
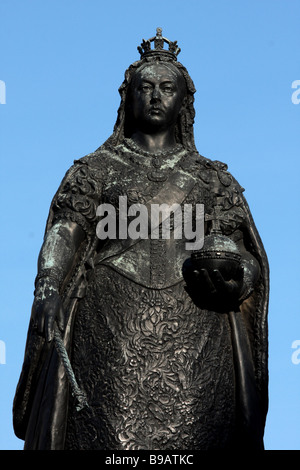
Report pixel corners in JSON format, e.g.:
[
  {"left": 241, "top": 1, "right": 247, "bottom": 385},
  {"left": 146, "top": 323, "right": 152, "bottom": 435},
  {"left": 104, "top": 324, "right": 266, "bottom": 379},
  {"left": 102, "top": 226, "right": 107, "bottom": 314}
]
[{"left": 151, "top": 86, "right": 161, "bottom": 101}]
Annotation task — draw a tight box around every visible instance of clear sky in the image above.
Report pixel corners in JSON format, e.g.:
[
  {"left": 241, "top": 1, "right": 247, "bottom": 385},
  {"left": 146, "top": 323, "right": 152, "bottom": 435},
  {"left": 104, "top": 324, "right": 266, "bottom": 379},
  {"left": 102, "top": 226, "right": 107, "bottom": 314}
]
[{"left": 0, "top": 0, "right": 299, "bottom": 450}]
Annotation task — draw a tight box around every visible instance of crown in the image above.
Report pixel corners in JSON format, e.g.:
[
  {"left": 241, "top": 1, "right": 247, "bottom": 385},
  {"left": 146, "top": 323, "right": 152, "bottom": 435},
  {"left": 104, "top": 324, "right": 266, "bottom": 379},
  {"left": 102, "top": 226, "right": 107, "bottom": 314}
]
[{"left": 137, "top": 27, "right": 181, "bottom": 60}]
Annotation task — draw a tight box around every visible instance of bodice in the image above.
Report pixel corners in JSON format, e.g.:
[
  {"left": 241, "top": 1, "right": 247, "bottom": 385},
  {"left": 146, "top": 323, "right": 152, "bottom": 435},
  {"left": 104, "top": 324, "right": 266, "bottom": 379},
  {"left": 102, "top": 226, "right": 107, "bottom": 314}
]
[{"left": 52, "top": 139, "right": 247, "bottom": 289}]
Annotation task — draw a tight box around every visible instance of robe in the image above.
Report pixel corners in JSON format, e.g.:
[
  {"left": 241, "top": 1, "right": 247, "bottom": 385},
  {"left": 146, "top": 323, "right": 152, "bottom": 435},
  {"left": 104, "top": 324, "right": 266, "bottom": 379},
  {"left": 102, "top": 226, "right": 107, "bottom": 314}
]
[{"left": 13, "top": 139, "right": 269, "bottom": 450}]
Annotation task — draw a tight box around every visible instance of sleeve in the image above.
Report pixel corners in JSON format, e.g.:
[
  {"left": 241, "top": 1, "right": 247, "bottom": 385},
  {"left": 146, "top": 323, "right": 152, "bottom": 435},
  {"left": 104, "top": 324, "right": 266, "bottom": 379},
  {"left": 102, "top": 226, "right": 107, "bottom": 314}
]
[{"left": 50, "top": 159, "right": 102, "bottom": 236}]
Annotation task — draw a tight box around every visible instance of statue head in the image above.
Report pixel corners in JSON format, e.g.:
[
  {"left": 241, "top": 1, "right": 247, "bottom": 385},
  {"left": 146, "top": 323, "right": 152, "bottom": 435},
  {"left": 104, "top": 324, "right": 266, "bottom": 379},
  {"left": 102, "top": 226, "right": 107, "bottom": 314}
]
[
  {"left": 128, "top": 62, "right": 187, "bottom": 137},
  {"left": 104, "top": 28, "right": 197, "bottom": 151}
]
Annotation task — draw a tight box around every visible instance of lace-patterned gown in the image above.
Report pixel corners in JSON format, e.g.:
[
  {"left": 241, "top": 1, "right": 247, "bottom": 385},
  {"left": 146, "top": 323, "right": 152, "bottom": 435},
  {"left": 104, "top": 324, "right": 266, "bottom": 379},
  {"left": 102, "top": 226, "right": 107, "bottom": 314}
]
[{"left": 53, "top": 140, "right": 246, "bottom": 450}]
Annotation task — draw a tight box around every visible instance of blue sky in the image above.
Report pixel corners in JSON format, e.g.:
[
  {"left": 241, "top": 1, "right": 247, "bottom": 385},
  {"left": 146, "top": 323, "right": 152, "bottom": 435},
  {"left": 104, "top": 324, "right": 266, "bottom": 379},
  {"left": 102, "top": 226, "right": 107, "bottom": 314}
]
[{"left": 0, "top": 0, "right": 299, "bottom": 450}]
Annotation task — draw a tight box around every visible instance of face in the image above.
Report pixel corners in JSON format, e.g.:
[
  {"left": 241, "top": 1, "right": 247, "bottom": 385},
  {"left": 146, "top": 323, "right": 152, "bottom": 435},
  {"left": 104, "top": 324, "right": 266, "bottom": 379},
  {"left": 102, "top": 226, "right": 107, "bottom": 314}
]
[{"left": 129, "top": 63, "right": 186, "bottom": 132}]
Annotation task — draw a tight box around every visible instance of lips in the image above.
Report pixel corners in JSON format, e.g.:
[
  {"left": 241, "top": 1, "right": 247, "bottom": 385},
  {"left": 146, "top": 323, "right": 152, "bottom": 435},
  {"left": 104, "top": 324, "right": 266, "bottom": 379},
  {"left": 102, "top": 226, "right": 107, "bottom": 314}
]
[{"left": 149, "top": 106, "right": 163, "bottom": 114}]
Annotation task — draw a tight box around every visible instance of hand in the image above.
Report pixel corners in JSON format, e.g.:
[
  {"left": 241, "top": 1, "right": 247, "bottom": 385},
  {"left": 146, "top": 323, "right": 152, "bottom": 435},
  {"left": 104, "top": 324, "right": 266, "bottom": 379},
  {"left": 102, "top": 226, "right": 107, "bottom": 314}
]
[
  {"left": 183, "top": 258, "right": 244, "bottom": 310},
  {"left": 32, "top": 281, "right": 64, "bottom": 342},
  {"left": 195, "top": 266, "right": 244, "bottom": 305}
]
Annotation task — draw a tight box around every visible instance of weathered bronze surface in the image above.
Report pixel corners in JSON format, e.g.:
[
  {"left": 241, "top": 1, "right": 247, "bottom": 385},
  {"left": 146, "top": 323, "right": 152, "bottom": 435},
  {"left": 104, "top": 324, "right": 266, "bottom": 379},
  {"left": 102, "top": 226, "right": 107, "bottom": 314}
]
[{"left": 13, "top": 28, "right": 269, "bottom": 450}]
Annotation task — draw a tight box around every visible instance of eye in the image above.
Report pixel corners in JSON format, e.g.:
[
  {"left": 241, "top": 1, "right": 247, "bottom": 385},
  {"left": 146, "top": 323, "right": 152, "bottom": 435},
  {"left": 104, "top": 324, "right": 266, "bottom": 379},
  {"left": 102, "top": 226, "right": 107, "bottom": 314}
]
[
  {"left": 161, "top": 84, "right": 175, "bottom": 93},
  {"left": 139, "top": 84, "right": 152, "bottom": 93}
]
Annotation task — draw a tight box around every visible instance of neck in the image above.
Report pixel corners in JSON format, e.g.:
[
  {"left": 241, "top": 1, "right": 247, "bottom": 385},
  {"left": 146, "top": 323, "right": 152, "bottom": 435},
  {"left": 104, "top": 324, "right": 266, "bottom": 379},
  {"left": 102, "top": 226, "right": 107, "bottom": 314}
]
[{"left": 130, "top": 128, "right": 177, "bottom": 153}]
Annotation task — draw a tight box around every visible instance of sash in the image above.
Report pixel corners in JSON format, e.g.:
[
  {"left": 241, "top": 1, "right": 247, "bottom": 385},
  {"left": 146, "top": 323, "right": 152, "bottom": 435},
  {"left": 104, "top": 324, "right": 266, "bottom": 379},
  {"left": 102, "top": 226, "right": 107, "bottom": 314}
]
[{"left": 94, "top": 155, "right": 198, "bottom": 266}]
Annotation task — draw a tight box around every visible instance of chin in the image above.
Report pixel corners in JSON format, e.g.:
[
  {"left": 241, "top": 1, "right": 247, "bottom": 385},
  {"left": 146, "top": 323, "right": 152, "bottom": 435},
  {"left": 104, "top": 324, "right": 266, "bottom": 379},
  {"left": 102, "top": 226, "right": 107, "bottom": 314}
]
[{"left": 144, "top": 116, "right": 165, "bottom": 127}]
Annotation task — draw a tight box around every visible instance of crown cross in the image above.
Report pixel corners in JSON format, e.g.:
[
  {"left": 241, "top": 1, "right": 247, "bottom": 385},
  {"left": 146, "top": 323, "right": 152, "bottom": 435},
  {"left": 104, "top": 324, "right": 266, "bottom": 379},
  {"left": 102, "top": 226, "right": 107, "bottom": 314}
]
[
  {"left": 205, "top": 200, "right": 232, "bottom": 234},
  {"left": 138, "top": 27, "right": 181, "bottom": 60}
]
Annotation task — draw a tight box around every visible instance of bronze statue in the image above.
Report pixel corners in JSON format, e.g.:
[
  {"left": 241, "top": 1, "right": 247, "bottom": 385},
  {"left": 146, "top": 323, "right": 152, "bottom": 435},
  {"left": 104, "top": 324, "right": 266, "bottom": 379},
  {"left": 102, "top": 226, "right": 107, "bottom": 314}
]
[{"left": 13, "top": 28, "right": 269, "bottom": 450}]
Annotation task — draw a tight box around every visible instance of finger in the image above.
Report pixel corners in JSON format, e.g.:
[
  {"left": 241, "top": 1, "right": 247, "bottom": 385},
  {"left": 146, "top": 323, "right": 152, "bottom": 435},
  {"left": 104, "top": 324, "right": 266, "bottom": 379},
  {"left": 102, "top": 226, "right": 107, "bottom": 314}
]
[
  {"left": 31, "top": 301, "right": 40, "bottom": 331},
  {"left": 57, "top": 304, "right": 65, "bottom": 332},
  {"left": 37, "top": 309, "right": 45, "bottom": 337},
  {"left": 225, "top": 279, "right": 238, "bottom": 295},
  {"left": 199, "top": 268, "right": 217, "bottom": 294},
  {"left": 45, "top": 310, "right": 55, "bottom": 343},
  {"left": 211, "top": 270, "right": 228, "bottom": 294},
  {"left": 213, "top": 273, "right": 240, "bottom": 296}
]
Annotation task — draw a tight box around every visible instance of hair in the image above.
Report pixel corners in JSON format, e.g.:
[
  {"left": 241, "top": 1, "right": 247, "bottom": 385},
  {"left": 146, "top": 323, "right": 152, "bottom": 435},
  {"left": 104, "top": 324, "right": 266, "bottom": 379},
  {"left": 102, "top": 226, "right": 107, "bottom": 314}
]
[{"left": 101, "top": 55, "right": 197, "bottom": 151}]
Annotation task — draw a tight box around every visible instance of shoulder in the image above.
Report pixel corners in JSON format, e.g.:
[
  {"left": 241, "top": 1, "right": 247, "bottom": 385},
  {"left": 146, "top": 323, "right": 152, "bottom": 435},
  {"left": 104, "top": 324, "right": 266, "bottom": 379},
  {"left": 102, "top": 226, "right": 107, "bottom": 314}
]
[
  {"left": 71, "top": 141, "right": 125, "bottom": 172},
  {"left": 57, "top": 146, "right": 114, "bottom": 186},
  {"left": 193, "top": 151, "right": 245, "bottom": 193},
  {"left": 72, "top": 147, "right": 110, "bottom": 169}
]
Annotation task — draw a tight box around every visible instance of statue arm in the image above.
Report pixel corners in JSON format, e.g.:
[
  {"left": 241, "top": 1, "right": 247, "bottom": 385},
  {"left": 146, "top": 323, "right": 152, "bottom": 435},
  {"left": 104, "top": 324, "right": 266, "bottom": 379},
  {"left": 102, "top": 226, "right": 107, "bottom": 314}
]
[
  {"left": 205, "top": 234, "right": 261, "bottom": 304},
  {"left": 183, "top": 231, "right": 261, "bottom": 309},
  {"left": 32, "top": 219, "right": 85, "bottom": 342}
]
